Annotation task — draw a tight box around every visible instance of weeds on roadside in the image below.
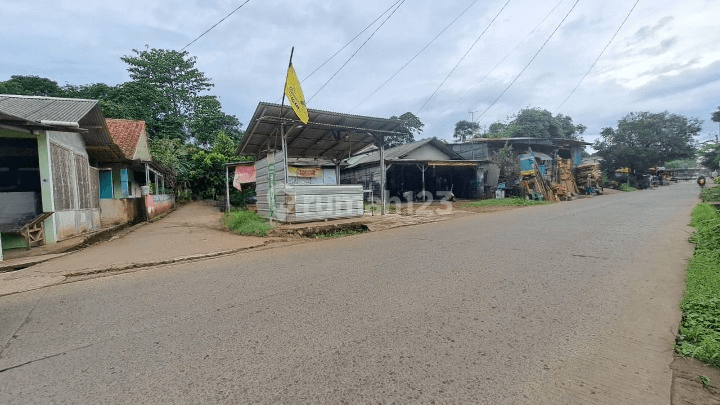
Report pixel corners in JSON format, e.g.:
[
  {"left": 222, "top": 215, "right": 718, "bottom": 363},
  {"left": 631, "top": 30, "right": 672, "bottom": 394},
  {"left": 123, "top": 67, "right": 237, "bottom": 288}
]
[
  {"left": 619, "top": 183, "right": 638, "bottom": 192},
  {"left": 676, "top": 203, "right": 720, "bottom": 367},
  {"left": 364, "top": 203, "right": 397, "bottom": 213},
  {"left": 314, "top": 228, "right": 368, "bottom": 239},
  {"left": 700, "top": 186, "right": 720, "bottom": 202},
  {"left": 222, "top": 209, "right": 271, "bottom": 237},
  {"left": 700, "top": 375, "right": 712, "bottom": 389},
  {"left": 463, "top": 197, "right": 552, "bottom": 208}
]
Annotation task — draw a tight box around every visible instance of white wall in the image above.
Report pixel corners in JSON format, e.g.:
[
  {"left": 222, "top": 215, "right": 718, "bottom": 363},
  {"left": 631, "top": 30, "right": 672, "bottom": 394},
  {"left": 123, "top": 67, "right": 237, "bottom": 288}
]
[
  {"left": 404, "top": 144, "right": 450, "bottom": 161},
  {"left": 48, "top": 131, "right": 88, "bottom": 157}
]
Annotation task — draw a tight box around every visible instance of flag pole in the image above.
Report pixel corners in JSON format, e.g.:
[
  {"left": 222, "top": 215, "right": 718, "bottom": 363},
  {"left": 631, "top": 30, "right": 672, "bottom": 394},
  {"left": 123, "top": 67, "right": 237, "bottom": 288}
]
[{"left": 279, "top": 47, "right": 294, "bottom": 221}]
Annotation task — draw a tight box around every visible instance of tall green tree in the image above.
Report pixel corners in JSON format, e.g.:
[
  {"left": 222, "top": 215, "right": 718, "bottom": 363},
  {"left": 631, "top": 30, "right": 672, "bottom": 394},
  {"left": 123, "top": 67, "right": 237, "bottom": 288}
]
[
  {"left": 0, "top": 75, "right": 65, "bottom": 97},
  {"left": 485, "top": 122, "right": 508, "bottom": 138},
  {"left": 505, "top": 108, "right": 585, "bottom": 139},
  {"left": 474, "top": 108, "right": 585, "bottom": 140},
  {"left": 189, "top": 95, "right": 243, "bottom": 148},
  {"left": 453, "top": 120, "right": 480, "bottom": 142},
  {"left": 121, "top": 47, "right": 214, "bottom": 141},
  {"left": 711, "top": 106, "right": 720, "bottom": 143},
  {"left": 187, "top": 132, "right": 251, "bottom": 199},
  {"left": 387, "top": 112, "right": 423, "bottom": 147},
  {"left": 594, "top": 111, "right": 701, "bottom": 174},
  {"left": 700, "top": 107, "right": 720, "bottom": 169}
]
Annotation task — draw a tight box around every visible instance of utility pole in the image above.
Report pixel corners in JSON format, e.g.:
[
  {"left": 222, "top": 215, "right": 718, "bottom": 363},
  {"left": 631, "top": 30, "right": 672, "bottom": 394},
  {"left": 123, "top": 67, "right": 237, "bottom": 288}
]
[
  {"left": 469, "top": 111, "right": 479, "bottom": 139},
  {"left": 469, "top": 111, "right": 478, "bottom": 123}
]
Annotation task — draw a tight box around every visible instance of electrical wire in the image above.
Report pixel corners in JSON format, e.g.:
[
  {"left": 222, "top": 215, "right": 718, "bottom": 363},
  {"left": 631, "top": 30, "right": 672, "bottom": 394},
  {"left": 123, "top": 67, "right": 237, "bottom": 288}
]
[
  {"left": 554, "top": 0, "right": 641, "bottom": 113},
  {"left": 476, "top": 0, "right": 581, "bottom": 121},
  {"left": 302, "top": 0, "right": 404, "bottom": 83},
  {"left": 274, "top": 0, "right": 403, "bottom": 104},
  {"left": 436, "top": 0, "right": 564, "bottom": 132},
  {"left": 307, "top": 0, "right": 407, "bottom": 104},
  {"left": 181, "top": 0, "right": 252, "bottom": 51},
  {"left": 351, "top": 0, "right": 481, "bottom": 112},
  {"left": 459, "top": 0, "right": 564, "bottom": 109},
  {"left": 415, "top": 0, "right": 513, "bottom": 115}
]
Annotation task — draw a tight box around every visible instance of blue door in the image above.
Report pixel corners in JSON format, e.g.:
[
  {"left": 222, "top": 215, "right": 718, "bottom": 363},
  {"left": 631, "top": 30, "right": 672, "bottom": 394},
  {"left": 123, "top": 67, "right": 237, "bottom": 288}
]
[{"left": 99, "top": 170, "right": 113, "bottom": 199}]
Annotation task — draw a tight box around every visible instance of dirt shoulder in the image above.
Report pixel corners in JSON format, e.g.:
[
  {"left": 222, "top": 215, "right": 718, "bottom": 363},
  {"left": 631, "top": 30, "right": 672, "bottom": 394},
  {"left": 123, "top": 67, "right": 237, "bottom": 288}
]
[{"left": 671, "top": 355, "right": 720, "bottom": 404}]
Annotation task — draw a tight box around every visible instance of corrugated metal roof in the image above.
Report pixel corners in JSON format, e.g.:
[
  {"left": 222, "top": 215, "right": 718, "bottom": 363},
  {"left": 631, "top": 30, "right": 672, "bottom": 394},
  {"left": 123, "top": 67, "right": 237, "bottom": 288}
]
[
  {"left": 0, "top": 95, "right": 96, "bottom": 124},
  {"left": 0, "top": 94, "right": 124, "bottom": 163},
  {"left": 237, "top": 102, "right": 406, "bottom": 161},
  {"left": 345, "top": 137, "right": 465, "bottom": 168}
]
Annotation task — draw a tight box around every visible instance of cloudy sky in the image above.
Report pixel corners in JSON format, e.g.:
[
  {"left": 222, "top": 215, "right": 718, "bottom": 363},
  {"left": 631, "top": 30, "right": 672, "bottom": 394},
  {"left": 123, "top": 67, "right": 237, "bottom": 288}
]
[{"left": 2, "top": 0, "right": 719, "bottom": 147}]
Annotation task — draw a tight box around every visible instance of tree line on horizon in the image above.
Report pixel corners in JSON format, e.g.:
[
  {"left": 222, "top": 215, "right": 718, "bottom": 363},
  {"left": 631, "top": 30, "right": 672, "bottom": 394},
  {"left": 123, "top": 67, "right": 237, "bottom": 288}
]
[{"left": 2, "top": 47, "right": 717, "bottom": 194}]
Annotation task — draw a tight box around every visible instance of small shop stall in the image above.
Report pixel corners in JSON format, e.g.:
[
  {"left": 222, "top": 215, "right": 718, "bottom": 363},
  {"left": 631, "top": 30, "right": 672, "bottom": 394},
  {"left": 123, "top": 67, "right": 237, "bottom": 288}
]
[{"left": 237, "top": 102, "right": 405, "bottom": 222}]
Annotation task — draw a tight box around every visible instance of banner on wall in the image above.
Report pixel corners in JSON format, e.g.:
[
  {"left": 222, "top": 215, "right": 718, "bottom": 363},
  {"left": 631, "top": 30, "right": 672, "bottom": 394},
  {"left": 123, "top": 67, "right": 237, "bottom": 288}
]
[
  {"left": 233, "top": 165, "right": 256, "bottom": 190},
  {"left": 288, "top": 166, "right": 322, "bottom": 177}
]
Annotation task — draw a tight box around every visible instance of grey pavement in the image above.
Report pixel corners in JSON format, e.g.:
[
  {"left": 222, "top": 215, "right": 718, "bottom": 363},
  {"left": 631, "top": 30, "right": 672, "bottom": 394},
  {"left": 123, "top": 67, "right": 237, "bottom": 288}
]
[
  {"left": 0, "top": 202, "right": 267, "bottom": 296},
  {"left": 0, "top": 183, "right": 701, "bottom": 403}
]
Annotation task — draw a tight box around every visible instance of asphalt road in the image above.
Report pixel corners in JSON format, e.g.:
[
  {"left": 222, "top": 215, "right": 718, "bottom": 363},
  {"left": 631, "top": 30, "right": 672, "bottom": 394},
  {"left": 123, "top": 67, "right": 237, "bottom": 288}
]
[{"left": 0, "top": 182, "right": 699, "bottom": 404}]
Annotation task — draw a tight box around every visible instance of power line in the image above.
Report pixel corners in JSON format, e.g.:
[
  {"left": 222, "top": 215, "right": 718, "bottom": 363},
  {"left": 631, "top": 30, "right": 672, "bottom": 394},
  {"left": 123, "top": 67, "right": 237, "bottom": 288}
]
[
  {"left": 554, "top": 0, "right": 641, "bottom": 113},
  {"left": 352, "top": 0, "right": 481, "bottom": 112},
  {"left": 437, "top": 0, "right": 564, "bottom": 131},
  {"left": 458, "top": 0, "right": 564, "bottom": 107},
  {"left": 416, "top": 0, "right": 513, "bottom": 115},
  {"left": 273, "top": 0, "right": 404, "bottom": 105},
  {"left": 302, "top": 0, "right": 404, "bottom": 83},
  {"left": 476, "top": 0, "right": 581, "bottom": 121},
  {"left": 308, "top": 0, "right": 406, "bottom": 103},
  {"left": 181, "top": 0, "right": 252, "bottom": 51}
]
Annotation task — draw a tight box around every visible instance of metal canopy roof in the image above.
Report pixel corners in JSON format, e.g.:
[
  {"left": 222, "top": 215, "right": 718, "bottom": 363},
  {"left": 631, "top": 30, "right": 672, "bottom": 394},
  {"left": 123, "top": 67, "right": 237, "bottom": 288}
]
[
  {"left": 0, "top": 94, "right": 125, "bottom": 163},
  {"left": 345, "top": 137, "right": 467, "bottom": 169},
  {"left": 237, "top": 102, "right": 406, "bottom": 161}
]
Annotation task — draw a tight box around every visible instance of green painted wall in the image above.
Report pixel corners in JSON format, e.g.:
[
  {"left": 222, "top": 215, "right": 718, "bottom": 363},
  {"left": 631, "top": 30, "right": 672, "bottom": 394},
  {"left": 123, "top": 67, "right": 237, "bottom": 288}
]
[
  {"left": 37, "top": 131, "right": 56, "bottom": 244},
  {"left": 1, "top": 233, "right": 29, "bottom": 250}
]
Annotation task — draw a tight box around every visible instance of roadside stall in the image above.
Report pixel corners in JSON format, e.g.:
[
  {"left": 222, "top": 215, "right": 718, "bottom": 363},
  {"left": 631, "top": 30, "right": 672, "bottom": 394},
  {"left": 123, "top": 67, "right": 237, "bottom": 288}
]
[{"left": 237, "top": 102, "right": 405, "bottom": 223}]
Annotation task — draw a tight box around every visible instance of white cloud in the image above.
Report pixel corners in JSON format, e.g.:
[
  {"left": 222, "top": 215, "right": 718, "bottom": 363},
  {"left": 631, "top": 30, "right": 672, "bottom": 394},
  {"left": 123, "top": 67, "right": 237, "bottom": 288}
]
[{"left": 1, "top": 0, "right": 718, "bottom": 144}]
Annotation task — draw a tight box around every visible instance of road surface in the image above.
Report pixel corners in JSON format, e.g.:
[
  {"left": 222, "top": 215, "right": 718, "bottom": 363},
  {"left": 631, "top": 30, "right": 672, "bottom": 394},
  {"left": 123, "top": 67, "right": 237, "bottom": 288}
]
[{"left": 0, "top": 182, "right": 699, "bottom": 403}]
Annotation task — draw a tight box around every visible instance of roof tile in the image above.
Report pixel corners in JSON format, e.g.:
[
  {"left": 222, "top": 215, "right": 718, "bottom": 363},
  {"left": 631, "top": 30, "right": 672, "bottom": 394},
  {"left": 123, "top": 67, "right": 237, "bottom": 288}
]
[{"left": 105, "top": 118, "right": 146, "bottom": 160}]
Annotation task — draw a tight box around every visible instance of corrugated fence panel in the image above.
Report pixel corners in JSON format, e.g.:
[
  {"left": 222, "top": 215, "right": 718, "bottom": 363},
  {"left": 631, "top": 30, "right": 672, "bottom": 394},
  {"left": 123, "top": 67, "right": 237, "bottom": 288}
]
[
  {"left": 89, "top": 167, "right": 100, "bottom": 209},
  {"left": 74, "top": 154, "right": 91, "bottom": 209},
  {"left": 50, "top": 142, "right": 75, "bottom": 210},
  {"left": 284, "top": 184, "right": 364, "bottom": 222}
]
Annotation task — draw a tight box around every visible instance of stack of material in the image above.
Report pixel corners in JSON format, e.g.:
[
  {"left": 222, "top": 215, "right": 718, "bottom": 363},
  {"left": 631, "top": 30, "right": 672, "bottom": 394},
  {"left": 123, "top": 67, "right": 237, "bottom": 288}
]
[
  {"left": 551, "top": 183, "right": 571, "bottom": 201},
  {"left": 555, "top": 158, "right": 579, "bottom": 195},
  {"left": 520, "top": 158, "right": 559, "bottom": 202},
  {"left": 575, "top": 163, "right": 603, "bottom": 191}
]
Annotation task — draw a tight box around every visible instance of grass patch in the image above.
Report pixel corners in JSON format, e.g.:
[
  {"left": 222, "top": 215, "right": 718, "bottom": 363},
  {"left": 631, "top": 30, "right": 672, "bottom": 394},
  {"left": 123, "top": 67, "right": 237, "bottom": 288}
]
[
  {"left": 619, "top": 183, "right": 638, "bottom": 192},
  {"left": 463, "top": 197, "right": 552, "bottom": 208},
  {"left": 222, "top": 209, "right": 271, "bottom": 237},
  {"left": 701, "top": 186, "right": 720, "bottom": 202},
  {"left": 314, "top": 227, "right": 368, "bottom": 239},
  {"left": 364, "top": 203, "right": 397, "bottom": 213},
  {"left": 676, "top": 203, "right": 720, "bottom": 367}
]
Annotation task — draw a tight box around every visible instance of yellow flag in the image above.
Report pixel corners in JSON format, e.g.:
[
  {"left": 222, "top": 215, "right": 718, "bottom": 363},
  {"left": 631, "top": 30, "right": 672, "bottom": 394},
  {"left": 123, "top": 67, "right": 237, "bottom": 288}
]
[{"left": 284, "top": 64, "right": 309, "bottom": 124}]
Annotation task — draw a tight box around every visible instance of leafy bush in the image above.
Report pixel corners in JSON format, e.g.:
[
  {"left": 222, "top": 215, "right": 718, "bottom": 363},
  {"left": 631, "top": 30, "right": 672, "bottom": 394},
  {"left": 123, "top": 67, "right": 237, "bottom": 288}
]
[
  {"left": 701, "top": 186, "right": 720, "bottom": 202},
  {"left": 222, "top": 209, "right": 270, "bottom": 237},
  {"left": 619, "top": 183, "right": 638, "bottom": 192},
  {"left": 691, "top": 203, "right": 720, "bottom": 228},
  {"left": 229, "top": 188, "right": 256, "bottom": 207},
  {"left": 677, "top": 204, "right": 720, "bottom": 366}
]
